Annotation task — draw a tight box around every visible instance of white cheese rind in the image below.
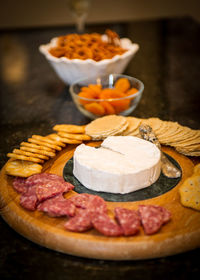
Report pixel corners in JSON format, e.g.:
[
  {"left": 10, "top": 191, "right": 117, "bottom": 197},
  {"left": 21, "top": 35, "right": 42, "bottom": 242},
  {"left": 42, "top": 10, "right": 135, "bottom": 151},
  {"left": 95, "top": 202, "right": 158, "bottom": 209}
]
[{"left": 73, "top": 136, "right": 161, "bottom": 194}]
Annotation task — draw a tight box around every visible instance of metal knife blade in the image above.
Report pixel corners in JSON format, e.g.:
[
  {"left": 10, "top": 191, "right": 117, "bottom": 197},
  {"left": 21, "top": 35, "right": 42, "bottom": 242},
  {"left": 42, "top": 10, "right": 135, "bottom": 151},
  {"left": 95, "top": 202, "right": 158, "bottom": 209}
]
[{"left": 139, "top": 124, "right": 181, "bottom": 178}]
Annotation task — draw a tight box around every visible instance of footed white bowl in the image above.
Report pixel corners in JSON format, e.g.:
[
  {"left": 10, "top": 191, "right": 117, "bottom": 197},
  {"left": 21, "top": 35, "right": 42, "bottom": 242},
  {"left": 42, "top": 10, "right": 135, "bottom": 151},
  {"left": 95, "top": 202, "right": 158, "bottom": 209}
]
[{"left": 39, "top": 36, "right": 139, "bottom": 85}]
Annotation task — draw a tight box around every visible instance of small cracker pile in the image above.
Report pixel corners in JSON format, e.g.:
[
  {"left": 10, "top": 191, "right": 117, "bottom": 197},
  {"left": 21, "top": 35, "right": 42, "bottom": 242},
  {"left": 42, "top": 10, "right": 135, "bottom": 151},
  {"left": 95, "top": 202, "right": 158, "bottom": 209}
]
[
  {"left": 179, "top": 163, "right": 200, "bottom": 211},
  {"left": 6, "top": 125, "right": 91, "bottom": 177},
  {"left": 85, "top": 115, "right": 128, "bottom": 140},
  {"left": 85, "top": 115, "right": 200, "bottom": 156}
]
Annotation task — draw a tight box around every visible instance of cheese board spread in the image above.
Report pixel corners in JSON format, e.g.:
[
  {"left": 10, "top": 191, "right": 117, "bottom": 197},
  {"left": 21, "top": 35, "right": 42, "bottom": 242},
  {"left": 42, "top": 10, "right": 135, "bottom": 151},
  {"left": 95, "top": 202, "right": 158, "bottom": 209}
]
[{"left": 0, "top": 116, "right": 200, "bottom": 260}]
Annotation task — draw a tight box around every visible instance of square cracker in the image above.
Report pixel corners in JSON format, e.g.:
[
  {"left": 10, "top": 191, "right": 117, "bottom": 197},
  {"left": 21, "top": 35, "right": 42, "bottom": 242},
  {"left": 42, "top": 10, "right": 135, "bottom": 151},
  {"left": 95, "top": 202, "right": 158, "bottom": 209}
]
[{"left": 179, "top": 175, "right": 200, "bottom": 211}]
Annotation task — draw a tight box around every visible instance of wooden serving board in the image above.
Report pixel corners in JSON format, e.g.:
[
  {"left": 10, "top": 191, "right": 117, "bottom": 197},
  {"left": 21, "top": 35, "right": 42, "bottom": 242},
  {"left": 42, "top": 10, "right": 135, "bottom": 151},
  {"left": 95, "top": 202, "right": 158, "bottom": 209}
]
[{"left": 0, "top": 143, "right": 200, "bottom": 260}]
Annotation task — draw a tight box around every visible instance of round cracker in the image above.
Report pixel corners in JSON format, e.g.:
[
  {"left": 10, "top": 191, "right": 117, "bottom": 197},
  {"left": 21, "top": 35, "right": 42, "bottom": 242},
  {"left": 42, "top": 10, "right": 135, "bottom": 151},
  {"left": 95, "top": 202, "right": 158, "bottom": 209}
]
[
  {"left": 157, "top": 122, "right": 183, "bottom": 143},
  {"left": 20, "top": 142, "right": 54, "bottom": 152},
  {"left": 32, "top": 135, "right": 66, "bottom": 147},
  {"left": 57, "top": 132, "right": 91, "bottom": 141},
  {"left": 122, "top": 117, "right": 142, "bottom": 136},
  {"left": 20, "top": 146, "right": 56, "bottom": 158},
  {"left": 175, "top": 147, "right": 200, "bottom": 157},
  {"left": 166, "top": 127, "right": 199, "bottom": 145},
  {"left": 7, "top": 153, "right": 44, "bottom": 163},
  {"left": 46, "top": 134, "right": 63, "bottom": 142},
  {"left": 92, "top": 119, "right": 128, "bottom": 139},
  {"left": 28, "top": 138, "right": 61, "bottom": 151},
  {"left": 13, "top": 149, "right": 49, "bottom": 160},
  {"left": 52, "top": 135, "right": 82, "bottom": 144},
  {"left": 53, "top": 124, "right": 86, "bottom": 134},
  {"left": 170, "top": 131, "right": 200, "bottom": 147},
  {"left": 5, "top": 160, "right": 42, "bottom": 177},
  {"left": 142, "top": 118, "right": 164, "bottom": 132},
  {"left": 85, "top": 115, "right": 127, "bottom": 139}
]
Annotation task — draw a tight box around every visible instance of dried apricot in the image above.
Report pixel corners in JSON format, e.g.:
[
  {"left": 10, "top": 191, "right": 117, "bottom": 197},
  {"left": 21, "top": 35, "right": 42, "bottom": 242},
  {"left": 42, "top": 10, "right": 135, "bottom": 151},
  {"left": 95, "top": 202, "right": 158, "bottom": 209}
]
[
  {"left": 100, "top": 101, "right": 116, "bottom": 115},
  {"left": 88, "top": 84, "right": 102, "bottom": 97},
  {"left": 99, "top": 88, "right": 130, "bottom": 113},
  {"left": 126, "top": 87, "right": 138, "bottom": 96},
  {"left": 99, "top": 88, "right": 124, "bottom": 99},
  {"left": 80, "top": 87, "right": 98, "bottom": 98},
  {"left": 115, "top": 78, "right": 131, "bottom": 92},
  {"left": 84, "top": 102, "right": 105, "bottom": 116},
  {"left": 78, "top": 91, "right": 95, "bottom": 105},
  {"left": 110, "top": 98, "right": 130, "bottom": 113}
]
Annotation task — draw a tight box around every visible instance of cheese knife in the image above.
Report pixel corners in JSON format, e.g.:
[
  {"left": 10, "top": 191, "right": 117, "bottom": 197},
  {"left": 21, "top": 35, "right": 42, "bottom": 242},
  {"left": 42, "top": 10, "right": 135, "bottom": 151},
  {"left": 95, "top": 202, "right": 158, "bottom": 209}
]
[{"left": 139, "top": 124, "right": 181, "bottom": 178}]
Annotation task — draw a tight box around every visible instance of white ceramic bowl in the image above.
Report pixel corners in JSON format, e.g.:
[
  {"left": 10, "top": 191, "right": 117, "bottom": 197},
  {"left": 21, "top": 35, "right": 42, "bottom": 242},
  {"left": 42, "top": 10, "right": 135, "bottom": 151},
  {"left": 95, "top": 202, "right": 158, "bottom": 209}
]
[{"left": 39, "top": 36, "right": 139, "bottom": 85}]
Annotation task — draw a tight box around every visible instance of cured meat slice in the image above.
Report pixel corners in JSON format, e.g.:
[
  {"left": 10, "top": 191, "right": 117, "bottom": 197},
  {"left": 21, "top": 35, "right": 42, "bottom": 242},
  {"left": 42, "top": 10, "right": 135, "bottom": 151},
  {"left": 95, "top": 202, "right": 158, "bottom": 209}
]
[
  {"left": 159, "top": 207, "right": 171, "bottom": 224},
  {"left": 20, "top": 186, "right": 37, "bottom": 211},
  {"left": 19, "top": 173, "right": 75, "bottom": 211},
  {"left": 35, "top": 180, "right": 73, "bottom": 203},
  {"left": 64, "top": 209, "right": 93, "bottom": 232},
  {"left": 88, "top": 195, "right": 107, "bottom": 215},
  {"left": 68, "top": 193, "right": 107, "bottom": 214},
  {"left": 92, "top": 213, "right": 123, "bottom": 237},
  {"left": 114, "top": 207, "right": 141, "bottom": 236},
  {"left": 138, "top": 205, "right": 171, "bottom": 235},
  {"left": 37, "top": 194, "right": 76, "bottom": 217},
  {"left": 25, "top": 173, "right": 67, "bottom": 187},
  {"left": 13, "top": 177, "right": 28, "bottom": 194},
  {"left": 68, "top": 193, "right": 91, "bottom": 209}
]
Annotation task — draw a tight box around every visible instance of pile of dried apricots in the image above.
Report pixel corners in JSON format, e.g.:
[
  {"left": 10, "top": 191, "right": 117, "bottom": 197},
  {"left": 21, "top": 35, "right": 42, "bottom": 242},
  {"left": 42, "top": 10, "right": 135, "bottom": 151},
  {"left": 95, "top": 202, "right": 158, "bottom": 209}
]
[{"left": 78, "top": 78, "right": 138, "bottom": 116}]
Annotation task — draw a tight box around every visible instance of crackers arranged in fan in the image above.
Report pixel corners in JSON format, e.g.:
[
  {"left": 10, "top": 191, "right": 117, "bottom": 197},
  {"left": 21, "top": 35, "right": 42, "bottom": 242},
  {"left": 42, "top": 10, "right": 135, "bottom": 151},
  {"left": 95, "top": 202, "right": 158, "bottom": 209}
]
[
  {"left": 140, "top": 118, "right": 200, "bottom": 157},
  {"left": 6, "top": 124, "right": 91, "bottom": 177}
]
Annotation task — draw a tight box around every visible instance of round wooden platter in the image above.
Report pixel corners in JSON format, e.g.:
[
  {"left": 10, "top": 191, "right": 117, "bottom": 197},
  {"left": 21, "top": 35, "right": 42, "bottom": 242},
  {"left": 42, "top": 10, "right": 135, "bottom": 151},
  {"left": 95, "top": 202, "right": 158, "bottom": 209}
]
[{"left": 0, "top": 143, "right": 200, "bottom": 260}]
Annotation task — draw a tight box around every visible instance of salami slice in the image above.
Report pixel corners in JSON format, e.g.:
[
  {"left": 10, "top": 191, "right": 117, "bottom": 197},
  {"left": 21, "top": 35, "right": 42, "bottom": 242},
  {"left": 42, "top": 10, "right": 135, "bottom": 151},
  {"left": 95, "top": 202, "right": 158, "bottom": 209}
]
[
  {"left": 13, "top": 177, "right": 28, "bottom": 194},
  {"left": 37, "top": 194, "right": 76, "bottom": 217},
  {"left": 138, "top": 205, "right": 171, "bottom": 235},
  {"left": 69, "top": 194, "right": 107, "bottom": 214},
  {"left": 64, "top": 209, "right": 93, "bottom": 232},
  {"left": 159, "top": 206, "right": 171, "bottom": 224},
  {"left": 92, "top": 213, "right": 123, "bottom": 237},
  {"left": 25, "top": 173, "right": 69, "bottom": 187},
  {"left": 114, "top": 207, "right": 141, "bottom": 236},
  {"left": 68, "top": 193, "right": 91, "bottom": 209},
  {"left": 88, "top": 195, "right": 107, "bottom": 215},
  {"left": 35, "top": 180, "right": 73, "bottom": 203},
  {"left": 20, "top": 186, "right": 37, "bottom": 211},
  {"left": 19, "top": 172, "right": 75, "bottom": 211}
]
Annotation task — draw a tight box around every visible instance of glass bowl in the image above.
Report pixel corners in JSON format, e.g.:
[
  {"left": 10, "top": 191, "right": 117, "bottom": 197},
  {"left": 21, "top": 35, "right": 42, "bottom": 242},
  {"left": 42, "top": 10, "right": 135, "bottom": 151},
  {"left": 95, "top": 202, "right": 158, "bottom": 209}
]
[{"left": 69, "top": 74, "right": 144, "bottom": 119}]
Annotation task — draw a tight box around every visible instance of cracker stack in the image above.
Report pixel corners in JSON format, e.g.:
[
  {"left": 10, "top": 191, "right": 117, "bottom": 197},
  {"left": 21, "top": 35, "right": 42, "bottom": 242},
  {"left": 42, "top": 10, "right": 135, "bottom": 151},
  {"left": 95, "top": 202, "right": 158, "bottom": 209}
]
[{"left": 6, "top": 124, "right": 90, "bottom": 177}]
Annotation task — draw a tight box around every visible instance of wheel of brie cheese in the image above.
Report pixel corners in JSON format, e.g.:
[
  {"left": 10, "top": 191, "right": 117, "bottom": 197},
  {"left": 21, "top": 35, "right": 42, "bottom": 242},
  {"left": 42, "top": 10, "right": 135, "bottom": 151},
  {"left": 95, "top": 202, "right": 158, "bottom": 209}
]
[{"left": 73, "top": 136, "right": 161, "bottom": 194}]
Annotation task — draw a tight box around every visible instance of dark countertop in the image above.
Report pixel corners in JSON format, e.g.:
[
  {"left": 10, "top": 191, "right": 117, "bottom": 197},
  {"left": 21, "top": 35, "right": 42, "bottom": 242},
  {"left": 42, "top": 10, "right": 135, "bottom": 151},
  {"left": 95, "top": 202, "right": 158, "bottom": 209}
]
[{"left": 0, "top": 18, "right": 200, "bottom": 279}]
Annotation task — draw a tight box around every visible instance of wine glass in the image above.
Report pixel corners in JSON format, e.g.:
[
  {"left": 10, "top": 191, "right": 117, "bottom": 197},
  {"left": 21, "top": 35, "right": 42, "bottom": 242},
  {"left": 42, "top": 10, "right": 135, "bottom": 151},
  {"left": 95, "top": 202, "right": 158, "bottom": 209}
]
[{"left": 68, "top": 0, "right": 91, "bottom": 33}]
